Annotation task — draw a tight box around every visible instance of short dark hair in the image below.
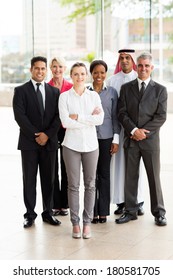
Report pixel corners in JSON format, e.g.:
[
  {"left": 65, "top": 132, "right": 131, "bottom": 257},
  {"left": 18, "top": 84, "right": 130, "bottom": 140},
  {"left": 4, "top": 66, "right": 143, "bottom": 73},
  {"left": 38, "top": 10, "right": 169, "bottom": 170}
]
[
  {"left": 89, "top": 60, "right": 108, "bottom": 74},
  {"left": 70, "top": 62, "right": 88, "bottom": 75},
  {"left": 31, "top": 56, "right": 47, "bottom": 68}
]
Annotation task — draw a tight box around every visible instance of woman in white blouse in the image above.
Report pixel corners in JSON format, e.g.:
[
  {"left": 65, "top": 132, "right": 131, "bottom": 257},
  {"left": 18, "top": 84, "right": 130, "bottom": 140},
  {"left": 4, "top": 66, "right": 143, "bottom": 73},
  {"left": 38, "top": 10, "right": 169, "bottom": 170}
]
[{"left": 59, "top": 62, "right": 104, "bottom": 239}]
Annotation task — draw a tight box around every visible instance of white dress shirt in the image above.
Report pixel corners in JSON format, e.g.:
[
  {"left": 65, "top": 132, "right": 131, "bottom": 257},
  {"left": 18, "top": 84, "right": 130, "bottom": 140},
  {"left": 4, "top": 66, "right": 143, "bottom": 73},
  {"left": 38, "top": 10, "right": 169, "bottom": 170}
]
[
  {"left": 107, "top": 70, "right": 138, "bottom": 96},
  {"left": 59, "top": 87, "right": 104, "bottom": 152},
  {"left": 137, "top": 77, "right": 151, "bottom": 91}
]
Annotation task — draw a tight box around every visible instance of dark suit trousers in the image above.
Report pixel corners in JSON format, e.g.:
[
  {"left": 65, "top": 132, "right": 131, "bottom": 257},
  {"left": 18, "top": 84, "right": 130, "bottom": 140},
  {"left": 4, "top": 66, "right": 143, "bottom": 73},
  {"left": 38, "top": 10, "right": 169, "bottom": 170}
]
[
  {"left": 53, "top": 127, "right": 68, "bottom": 209},
  {"left": 124, "top": 144, "right": 166, "bottom": 217},
  {"left": 94, "top": 138, "right": 112, "bottom": 217},
  {"left": 21, "top": 148, "right": 56, "bottom": 219}
]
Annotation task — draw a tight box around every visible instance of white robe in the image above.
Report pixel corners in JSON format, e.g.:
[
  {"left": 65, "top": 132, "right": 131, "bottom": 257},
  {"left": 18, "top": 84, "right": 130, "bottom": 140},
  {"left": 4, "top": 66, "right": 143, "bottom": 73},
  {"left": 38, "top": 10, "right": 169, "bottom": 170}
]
[{"left": 107, "top": 70, "right": 146, "bottom": 204}]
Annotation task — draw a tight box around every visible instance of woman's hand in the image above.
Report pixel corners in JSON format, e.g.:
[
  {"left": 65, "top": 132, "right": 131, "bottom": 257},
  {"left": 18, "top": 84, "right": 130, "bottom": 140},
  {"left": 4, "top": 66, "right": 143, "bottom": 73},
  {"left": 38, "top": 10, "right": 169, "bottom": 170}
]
[
  {"left": 69, "top": 114, "right": 78, "bottom": 120},
  {"left": 92, "top": 107, "right": 102, "bottom": 115},
  {"left": 110, "top": 143, "right": 119, "bottom": 155}
]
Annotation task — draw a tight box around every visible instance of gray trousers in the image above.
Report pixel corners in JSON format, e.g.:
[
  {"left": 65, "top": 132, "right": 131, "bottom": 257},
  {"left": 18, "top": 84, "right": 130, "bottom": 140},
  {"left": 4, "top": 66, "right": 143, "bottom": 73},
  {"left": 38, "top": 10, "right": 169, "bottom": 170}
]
[
  {"left": 63, "top": 146, "right": 99, "bottom": 226},
  {"left": 124, "top": 145, "right": 166, "bottom": 217}
]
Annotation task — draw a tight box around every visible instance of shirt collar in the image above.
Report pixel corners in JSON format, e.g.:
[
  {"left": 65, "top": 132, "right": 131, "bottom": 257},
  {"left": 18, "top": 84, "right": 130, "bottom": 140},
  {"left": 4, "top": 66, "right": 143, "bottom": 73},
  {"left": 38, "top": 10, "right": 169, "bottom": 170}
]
[
  {"left": 121, "top": 70, "right": 135, "bottom": 77},
  {"left": 31, "top": 79, "right": 45, "bottom": 88},
  {"left": 88, "top": 81, "right": 107, "bottom": 91},
  {"left": 71, "top": 87, "right": 90, "bottom": 96},
  {"left": 137, "top": 77, "right": 151, "bottom": 87}
]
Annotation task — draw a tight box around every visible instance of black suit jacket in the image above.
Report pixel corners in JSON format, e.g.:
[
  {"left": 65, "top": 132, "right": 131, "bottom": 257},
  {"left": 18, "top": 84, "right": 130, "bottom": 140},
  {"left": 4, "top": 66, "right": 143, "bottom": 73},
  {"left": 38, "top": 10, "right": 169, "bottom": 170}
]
[
  {"left": 118, "top": 78, "right": 167, "bottom": 150},
  {"left": 13, "top": 80, "right": 61, "bottom": 151}
]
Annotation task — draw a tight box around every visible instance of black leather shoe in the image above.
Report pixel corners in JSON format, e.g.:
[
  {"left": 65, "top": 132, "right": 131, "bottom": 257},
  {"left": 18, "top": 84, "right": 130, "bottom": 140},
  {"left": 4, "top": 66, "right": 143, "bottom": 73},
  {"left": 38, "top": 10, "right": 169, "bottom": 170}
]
[
  {"left": 114, "top": 203, "right": 125, "bottom": 215},
  {"left": 43, "top": 215, "right": 61, "bottom": 226},
  {"left": 99, "top": 217, "right": 107, "bottom": 223},
  {"left": 91, "top": 218, "right": 99, "bottom": 224},
  {"left": 115, "top": 213, "right": 137, "bottom": 224},
  {"left": 23, "top": 218, "right": 34, "bottom": 228},
  {"left": 138, "top": 206, "right": 145, "bottom": 216},
  {"left": 155, "top": 216, "right": 167, "bottom": 226}
]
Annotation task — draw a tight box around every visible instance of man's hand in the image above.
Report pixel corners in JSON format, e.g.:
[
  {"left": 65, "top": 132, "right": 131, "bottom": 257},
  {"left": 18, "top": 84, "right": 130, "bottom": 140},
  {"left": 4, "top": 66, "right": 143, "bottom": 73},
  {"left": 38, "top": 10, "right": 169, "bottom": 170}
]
[
  {"left": 131, "top": 128, "right": 150, "bottom": 141},
  {"left": 110, "top": 143, "right": 119, "bottom": 155},
  {"left": 35, "top": 132, "right": 49, "bottom": 146}
]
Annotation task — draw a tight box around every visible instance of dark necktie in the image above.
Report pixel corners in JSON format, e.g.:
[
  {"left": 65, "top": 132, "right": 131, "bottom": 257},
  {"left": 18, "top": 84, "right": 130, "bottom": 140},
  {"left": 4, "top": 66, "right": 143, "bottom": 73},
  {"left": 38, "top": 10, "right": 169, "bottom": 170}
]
[
  {"left": 140, "top": 81, "right": 145, "bottom": 98},
  {"left": 36, "top": 83, "right": 44, "bottom": 117}
]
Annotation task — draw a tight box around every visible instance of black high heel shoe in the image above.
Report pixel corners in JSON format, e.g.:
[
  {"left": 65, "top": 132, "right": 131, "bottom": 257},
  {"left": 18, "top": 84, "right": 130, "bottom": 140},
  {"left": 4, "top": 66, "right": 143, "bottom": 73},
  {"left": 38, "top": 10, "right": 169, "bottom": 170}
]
[
  {"left": 99, "top": 217, "right": 107, "bottom": 223},
  {"left": 91, "top": 217, "right": 99, "bottom": 224}
]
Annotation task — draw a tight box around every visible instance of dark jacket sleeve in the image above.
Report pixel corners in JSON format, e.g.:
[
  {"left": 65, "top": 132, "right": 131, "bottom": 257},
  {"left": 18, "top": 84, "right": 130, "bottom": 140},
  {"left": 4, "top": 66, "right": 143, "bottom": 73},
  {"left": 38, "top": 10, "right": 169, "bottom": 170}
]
[{"left": 13, "top": 84, "right": 40, "bottom": 141}]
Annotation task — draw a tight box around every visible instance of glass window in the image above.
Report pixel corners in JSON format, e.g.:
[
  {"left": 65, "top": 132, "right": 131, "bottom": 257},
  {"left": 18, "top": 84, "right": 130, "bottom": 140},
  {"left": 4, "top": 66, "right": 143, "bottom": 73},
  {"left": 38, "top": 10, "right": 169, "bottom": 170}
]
[{"left": 0, "top": 0, "right": 172, "bottom": 110}]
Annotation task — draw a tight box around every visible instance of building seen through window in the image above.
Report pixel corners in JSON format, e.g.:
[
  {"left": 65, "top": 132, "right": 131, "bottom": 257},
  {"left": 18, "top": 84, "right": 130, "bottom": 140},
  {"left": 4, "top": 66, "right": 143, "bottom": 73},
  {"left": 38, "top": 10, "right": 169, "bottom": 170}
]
[{"left": 0, "top": 0, "right": 173, "bottom": 111}]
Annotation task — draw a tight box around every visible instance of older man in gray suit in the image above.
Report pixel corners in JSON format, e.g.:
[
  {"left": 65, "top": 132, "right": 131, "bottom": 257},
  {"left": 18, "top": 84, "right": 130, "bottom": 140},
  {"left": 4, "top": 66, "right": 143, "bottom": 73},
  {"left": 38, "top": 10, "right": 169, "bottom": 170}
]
[{"left": 116, "top": 51, "right": 167, "bottom": 226}]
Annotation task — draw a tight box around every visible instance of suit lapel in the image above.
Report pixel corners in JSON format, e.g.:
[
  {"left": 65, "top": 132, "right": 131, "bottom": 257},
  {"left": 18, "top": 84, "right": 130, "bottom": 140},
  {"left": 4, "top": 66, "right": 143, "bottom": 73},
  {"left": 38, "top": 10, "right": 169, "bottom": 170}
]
[
  {"left": 142, "top": 79, "right": 155, "bottom": 99},
  {"left": 130, "top": 79, "right": 140, "bottom": 100},
  {"left": 28, "top": 81, "right": 39, "bottom": 107},
  {"left": 130, "top": 79, "right": 155, "bottom": 101}
]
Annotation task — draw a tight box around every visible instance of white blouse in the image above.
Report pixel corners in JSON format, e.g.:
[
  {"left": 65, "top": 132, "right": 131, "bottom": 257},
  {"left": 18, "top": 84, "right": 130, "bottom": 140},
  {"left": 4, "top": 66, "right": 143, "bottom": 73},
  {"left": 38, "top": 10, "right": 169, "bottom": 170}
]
[{"left": 58, "top": 87, "right": 104, "bottom": 152}]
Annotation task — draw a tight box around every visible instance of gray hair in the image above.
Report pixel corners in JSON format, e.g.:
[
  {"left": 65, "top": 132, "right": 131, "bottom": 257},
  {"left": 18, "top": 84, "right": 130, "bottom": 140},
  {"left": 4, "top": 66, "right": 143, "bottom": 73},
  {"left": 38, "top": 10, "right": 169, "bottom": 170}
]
[{"left": 137, "top": 51, "right": 152, "bottom": 63}]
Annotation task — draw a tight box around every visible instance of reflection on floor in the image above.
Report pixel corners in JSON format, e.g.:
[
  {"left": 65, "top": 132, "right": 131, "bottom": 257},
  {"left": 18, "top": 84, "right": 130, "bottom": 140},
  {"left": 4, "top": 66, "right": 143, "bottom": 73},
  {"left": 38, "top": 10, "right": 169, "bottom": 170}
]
[{"left": 0, "top": 107, "right": 173, "bottom": 260}]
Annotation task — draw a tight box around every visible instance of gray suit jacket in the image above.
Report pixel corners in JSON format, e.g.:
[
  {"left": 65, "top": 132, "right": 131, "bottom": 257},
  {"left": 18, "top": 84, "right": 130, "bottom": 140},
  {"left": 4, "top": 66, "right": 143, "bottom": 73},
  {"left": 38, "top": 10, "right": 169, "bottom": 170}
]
[{"left": 118, "top": 78, "right": 167, "bottom": 150}]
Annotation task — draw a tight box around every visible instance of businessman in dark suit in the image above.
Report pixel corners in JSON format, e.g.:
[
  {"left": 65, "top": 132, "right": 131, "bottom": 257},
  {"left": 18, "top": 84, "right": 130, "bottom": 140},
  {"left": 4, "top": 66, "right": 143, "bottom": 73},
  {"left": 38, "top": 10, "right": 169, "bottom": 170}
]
[
  {"left": 13, "top": 56, "right": 61, "bottom": 228},
  {"left": 116, "top": 52, "right": 167, "bottom": 226}
]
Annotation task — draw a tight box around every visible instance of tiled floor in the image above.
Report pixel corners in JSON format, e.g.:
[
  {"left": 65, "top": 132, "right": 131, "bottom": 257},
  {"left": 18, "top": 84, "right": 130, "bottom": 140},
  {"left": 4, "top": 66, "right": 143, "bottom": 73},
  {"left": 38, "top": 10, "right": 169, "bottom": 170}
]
[{"left": 0, "top": 107, "right": 173, "bottom": 260}]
